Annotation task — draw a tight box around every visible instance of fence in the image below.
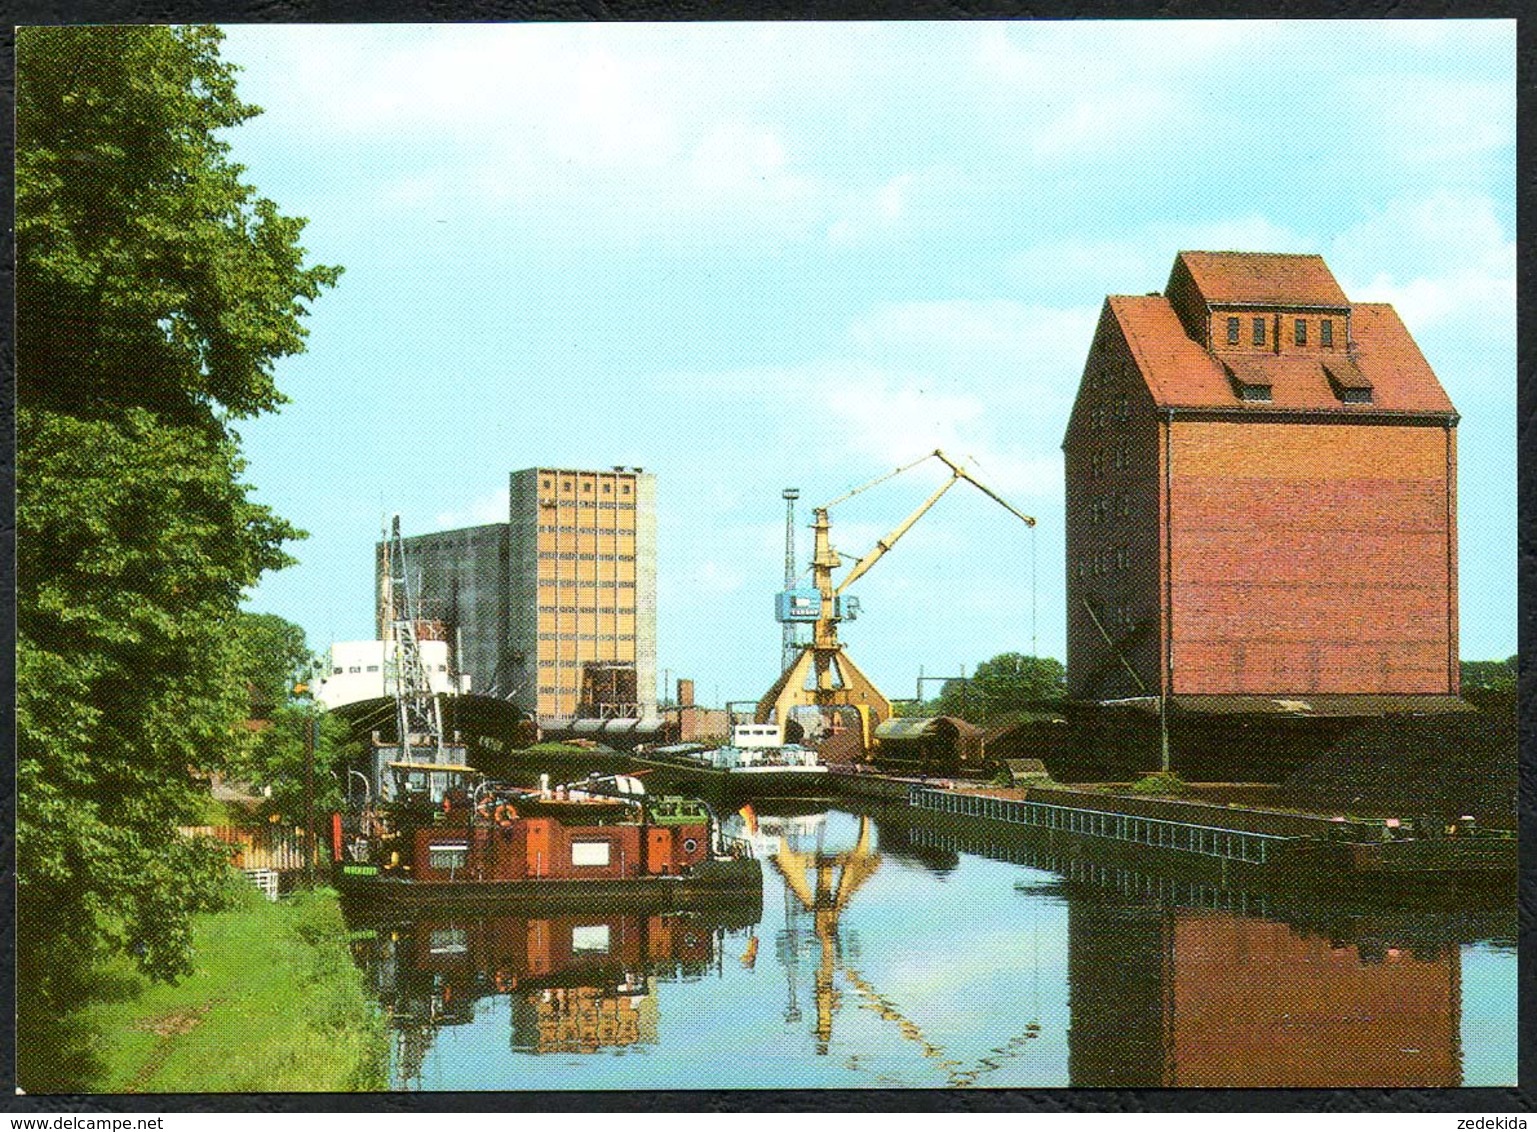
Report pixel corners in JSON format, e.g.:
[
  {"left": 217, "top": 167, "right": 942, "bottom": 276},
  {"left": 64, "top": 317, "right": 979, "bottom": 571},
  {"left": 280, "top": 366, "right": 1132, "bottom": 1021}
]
[
  {"left": 179, "top": 824, "right": 321, "bottom": 873},
  {"left": 905, "top": 825, "right": 1274, "bottom": 917},
  {"left": 908, "top": 786, "right": 1299, "bottom": 865}
]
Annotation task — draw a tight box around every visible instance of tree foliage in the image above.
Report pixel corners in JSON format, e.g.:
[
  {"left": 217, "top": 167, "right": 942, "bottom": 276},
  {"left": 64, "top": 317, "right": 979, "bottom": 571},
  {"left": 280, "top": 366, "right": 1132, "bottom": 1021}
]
[
  {"left": 236, "top": 611, "right": 312, "bottom": 719},
  {"left": 1460, "top": 656, "right": 1518, "bottom": 696},
  {"left": 915, "top": 653, "right": 1067, "bottom": 724},
  {"left": 226, "top": 612, "right": 359, "bottom": 817},
  {"left": 16, "top": 25, "right": 339, "bottom": 1005},
  {"left": 237, "top": 706, "right": 358, "bottom": 820}
]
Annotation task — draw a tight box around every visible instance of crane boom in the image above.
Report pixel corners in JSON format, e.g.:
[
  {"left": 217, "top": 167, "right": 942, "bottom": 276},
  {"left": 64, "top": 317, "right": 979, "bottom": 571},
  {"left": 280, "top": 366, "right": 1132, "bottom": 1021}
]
[
  {"left": 760, "top": 449, "right": 1038, "bottom": 750},
  {"left": 832, "top": 450, "right": 1036, "bottom": 597}
]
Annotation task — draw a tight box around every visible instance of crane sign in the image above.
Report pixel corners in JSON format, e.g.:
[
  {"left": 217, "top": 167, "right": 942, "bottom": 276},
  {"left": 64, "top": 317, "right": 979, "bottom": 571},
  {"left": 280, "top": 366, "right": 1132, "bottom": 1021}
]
[{"left": 756, "top": 450, "right": 1036, "bottom": 751}]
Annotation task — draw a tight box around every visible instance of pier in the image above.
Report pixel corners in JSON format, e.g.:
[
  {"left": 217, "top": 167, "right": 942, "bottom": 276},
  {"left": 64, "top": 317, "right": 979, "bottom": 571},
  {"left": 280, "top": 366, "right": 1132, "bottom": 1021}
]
[{"left": 909, "top": 786, "right": 1294, "bottom": 865}]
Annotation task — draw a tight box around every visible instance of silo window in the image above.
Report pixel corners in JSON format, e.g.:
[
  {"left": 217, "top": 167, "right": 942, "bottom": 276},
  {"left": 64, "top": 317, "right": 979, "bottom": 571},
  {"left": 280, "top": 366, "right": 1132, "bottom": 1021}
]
[
  {"left": 1252, "top": 318, "right": 1266, "bottom": 346},
  {"left": 1227, "top": 317, "right": 1240, "bottom": 345}
]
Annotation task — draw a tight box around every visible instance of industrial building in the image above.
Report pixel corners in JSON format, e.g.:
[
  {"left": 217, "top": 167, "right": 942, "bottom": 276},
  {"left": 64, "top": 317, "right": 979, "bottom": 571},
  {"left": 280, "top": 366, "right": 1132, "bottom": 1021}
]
[
  {"left": 1065, "top": 251, "right": 1460, "bottom": 705},
  {"left": 383, "top": 466, "right": 658, "bottom": 724}
]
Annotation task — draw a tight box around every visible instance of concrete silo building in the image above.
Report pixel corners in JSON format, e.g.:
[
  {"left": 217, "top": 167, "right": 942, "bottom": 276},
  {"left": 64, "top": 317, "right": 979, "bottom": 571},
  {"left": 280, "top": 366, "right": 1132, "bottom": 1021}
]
[
  {"left": 1064, "top": 251, "right": 1460, "bottom": 709},
  {"left": 385, "top": 466, "right": 658, "bottom": 725}
]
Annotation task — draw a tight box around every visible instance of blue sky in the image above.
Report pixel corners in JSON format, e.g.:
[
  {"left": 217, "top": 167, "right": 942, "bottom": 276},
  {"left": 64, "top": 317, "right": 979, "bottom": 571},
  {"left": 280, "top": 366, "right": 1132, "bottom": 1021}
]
[{"left": 222, "top": 21, "right": 1517, "bottom": 706}]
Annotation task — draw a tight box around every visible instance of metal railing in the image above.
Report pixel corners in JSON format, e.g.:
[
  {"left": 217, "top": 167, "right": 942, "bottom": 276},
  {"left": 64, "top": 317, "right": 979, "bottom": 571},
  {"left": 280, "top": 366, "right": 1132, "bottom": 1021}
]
[
  {"left": 908, "top": 787, "right": 1299, "bottom": 865},
  {"left": 906, "top": 825, "right": 1273, "bottom": 917}
]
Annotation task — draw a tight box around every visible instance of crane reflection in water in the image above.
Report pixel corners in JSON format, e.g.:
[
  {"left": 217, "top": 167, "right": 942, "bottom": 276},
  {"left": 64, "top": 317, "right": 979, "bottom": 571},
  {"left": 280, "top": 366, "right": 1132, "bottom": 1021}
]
[
  {"left": 341, "top": 804, "right": 1512, "bottom": 1089},
  {"left": 737, "top": 805, "right": 1044, "bottom": 1086}
]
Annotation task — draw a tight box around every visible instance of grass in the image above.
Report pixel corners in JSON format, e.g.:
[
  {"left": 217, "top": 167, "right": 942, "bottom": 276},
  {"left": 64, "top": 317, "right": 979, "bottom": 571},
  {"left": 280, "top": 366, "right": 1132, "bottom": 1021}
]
[
  {"left": 22, "top": 884, "right": 388, "bottom": 1094},
  {"left": 1127, "top": 771, "right": 1192, "bottom": 797}
]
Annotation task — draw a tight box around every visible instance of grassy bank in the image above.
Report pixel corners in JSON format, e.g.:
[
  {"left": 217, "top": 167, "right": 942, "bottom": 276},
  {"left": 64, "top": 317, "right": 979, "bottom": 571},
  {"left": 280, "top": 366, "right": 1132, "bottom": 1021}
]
[{"left": 20, "top": 884, "right": 389, "bottom": 1094}]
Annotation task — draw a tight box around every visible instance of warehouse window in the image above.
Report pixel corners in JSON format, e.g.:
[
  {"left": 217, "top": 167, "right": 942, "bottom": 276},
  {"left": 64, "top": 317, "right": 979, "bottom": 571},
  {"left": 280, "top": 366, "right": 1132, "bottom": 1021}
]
[
  {"left": 583, "top": 483, "right": 592, "bottom": 492},
  {"left": 602, "top": 483, "right": 611, "bottom": 493},
  {"left": 1252, "top": 318, "right": 1266, "bottom": 346},
  {"left": 1227, "top": 317, "right": 1240, "bottom": 345},
  {"left": 1320, "top": 319, "right": 1334, "bottom": 347},
  {"left": 1294, "top": 319, "right": 1307, "bottom": 346},
  {"left": 542, "top": 479, "right": 551, "bottom": 489}
]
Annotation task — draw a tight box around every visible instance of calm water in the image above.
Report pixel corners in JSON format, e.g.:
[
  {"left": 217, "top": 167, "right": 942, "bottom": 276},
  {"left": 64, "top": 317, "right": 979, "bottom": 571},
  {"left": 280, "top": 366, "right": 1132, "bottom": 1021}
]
[{"left": 345, "top": 804, "right": 1516, "bottom": 1090}]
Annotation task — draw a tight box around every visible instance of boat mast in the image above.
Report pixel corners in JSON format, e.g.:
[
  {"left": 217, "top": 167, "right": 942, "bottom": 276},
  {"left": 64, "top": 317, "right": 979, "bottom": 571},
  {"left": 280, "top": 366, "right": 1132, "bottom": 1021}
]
[{"left": 385, "top": 515, "right": 446, "bottom": 768}]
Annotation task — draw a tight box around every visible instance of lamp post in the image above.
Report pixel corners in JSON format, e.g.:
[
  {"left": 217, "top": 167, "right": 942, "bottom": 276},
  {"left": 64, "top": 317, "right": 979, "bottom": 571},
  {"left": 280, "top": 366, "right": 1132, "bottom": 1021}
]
[{"left": 293, "top": 678, "right": 318, "bottom": 889}]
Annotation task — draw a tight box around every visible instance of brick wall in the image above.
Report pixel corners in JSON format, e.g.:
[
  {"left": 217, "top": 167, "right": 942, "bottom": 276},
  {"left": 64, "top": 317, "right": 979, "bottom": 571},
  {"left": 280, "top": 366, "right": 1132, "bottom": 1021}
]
[
  {"left": 1168, "top": 421, "right": 1456, "bottom": 695},
  {"left": 1065, "top": 316, "right": 1164, "bottom": 700}
]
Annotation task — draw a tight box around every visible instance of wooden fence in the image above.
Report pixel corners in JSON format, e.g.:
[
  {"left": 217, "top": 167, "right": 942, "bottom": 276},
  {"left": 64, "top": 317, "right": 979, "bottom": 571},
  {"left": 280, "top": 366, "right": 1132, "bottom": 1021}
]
[{"left": 179, "top": 824, "right": 320, "bottom": 873}]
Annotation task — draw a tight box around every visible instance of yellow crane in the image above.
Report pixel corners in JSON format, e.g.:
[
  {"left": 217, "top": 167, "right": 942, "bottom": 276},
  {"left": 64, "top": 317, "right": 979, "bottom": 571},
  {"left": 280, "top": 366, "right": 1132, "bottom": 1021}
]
[{"left": 757, "top": 450, "right": 1036, "bottom": 751}]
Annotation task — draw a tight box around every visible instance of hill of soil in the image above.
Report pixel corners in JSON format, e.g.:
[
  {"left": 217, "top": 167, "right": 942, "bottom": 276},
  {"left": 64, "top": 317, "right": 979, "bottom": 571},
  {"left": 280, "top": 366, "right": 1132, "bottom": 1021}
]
[{"left": 1274, "top": 692, "right": 1518, "bottom": 828}]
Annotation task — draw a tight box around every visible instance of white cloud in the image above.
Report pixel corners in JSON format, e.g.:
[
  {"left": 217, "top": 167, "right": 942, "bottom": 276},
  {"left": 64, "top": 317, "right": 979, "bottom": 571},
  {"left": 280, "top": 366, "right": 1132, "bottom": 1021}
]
[
  {"left": 847, "top": 298, "right": 1095, "bottom": 387},
  {"left": 828, "top": 173, "right": 916, "bottom": 246},
  {"left": 1331, "top": 193, "right": 1514, "bottom": 334},
  {"left": 1004, "top": 217, "right": 1313, "bottom": 301},
  {"left": 1347, "top": 75, "right": 1513, "bottom": 165},
  {"left": 433, "top": 487, "right": 508, "bottom": 529},
  {"left": 972, "top": 22, "right": 1244, "bottom": 158}
]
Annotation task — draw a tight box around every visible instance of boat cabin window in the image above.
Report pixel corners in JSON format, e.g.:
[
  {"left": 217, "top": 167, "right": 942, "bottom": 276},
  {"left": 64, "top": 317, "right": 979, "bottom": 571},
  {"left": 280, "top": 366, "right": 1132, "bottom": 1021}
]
[
  {"left": 427, "top": 844, "right": 468, "bottom": 872},
  {"left": 571, "top": 841, "right": 611, "bottom": 867}
]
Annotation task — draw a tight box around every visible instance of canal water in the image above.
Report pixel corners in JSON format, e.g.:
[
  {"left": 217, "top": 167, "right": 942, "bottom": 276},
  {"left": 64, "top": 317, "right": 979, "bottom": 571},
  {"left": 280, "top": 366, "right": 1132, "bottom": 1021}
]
[{"left": 344, "top": 804, "right": 1516, "bottom": 1090}]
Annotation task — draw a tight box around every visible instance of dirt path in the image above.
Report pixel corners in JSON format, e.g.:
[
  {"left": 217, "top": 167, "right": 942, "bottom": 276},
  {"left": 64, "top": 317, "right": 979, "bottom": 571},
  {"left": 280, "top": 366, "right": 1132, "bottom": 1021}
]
[{"left": 125, "top": 998, "right": 223, "bottom": 1092}]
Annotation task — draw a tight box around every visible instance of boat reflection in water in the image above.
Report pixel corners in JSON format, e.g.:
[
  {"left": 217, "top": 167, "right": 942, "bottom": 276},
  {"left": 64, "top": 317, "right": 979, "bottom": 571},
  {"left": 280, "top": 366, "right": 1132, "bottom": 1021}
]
[
  {"left": 345, "top": 805, "right": 1514, "bottom": 1090},
  {"left": 350, "top": 907, "right": 756, "bottom": 1086}
]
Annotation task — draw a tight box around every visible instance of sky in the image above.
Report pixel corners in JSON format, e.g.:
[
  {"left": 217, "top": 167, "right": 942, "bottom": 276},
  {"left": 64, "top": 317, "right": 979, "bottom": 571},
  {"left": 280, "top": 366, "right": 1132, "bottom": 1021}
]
[{"left": 221, "top": 21, "right": 1517, "bottom": 708}]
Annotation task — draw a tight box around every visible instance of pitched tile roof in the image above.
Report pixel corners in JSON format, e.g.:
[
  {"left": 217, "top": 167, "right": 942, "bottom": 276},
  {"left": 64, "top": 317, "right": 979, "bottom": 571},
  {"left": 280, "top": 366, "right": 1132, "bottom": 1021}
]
[
  {"left": 1175, "top": 251, "right": 1350, "bottom": 308},
  {"left": 1105, "top": 293, "right": 1456, "bottom": 415}
]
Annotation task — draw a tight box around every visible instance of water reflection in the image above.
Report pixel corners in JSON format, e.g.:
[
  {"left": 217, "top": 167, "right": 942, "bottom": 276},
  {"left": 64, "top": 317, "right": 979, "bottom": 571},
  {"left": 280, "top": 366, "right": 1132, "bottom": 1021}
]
[
  {"left": 343, "top": 803, "right": 1515, "bottom": 1089},
  {"left": 1067, "top": 902, "right": 1463, "bottom": 1087},
  {"left": 349, "top": 908, "right": 754, "bottom": 1087}
]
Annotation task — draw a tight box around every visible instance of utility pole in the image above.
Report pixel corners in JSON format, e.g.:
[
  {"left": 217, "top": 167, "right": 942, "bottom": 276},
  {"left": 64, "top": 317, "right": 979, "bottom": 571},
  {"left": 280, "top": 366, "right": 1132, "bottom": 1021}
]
[
  {"left": 782, "top": 488, "right": 801, "bottom": 674},
  {"left": 303, "top": 709, "right": 316, "bottom": 889}
]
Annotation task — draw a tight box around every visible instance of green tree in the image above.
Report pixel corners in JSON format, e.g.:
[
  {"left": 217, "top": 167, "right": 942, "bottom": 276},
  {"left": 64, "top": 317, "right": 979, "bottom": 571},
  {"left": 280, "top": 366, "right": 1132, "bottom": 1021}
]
[
  {"left": 236, "top": 611, "right": 313, "bottom": 719},
  {"left": 240, "top": 706, "right": 358, "bottom": 820},
  {"left": 934, "top": 653, "right": 1066, "bottom": 723},
  {"left": 226, "top": 612, "right": 360, "bottom": 818},
  {"left": 16, "top": 24, "right": 340, "bottom": 1020},
  {"left": 1460, "top": 656, "right": 1517, "bottom": 695}
]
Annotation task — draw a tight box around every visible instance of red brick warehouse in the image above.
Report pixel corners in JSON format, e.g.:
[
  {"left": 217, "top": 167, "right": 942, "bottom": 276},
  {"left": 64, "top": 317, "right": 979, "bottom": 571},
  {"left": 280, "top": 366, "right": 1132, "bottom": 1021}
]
[{"left": 1064, "top": 251, "right": 1459, "bottom": 705}]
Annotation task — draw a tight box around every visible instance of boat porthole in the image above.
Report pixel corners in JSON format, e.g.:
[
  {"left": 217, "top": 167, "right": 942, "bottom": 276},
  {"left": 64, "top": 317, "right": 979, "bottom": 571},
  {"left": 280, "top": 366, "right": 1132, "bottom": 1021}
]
[{"left": 683, "top": 838, "right": 698, "bottom": 853}]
